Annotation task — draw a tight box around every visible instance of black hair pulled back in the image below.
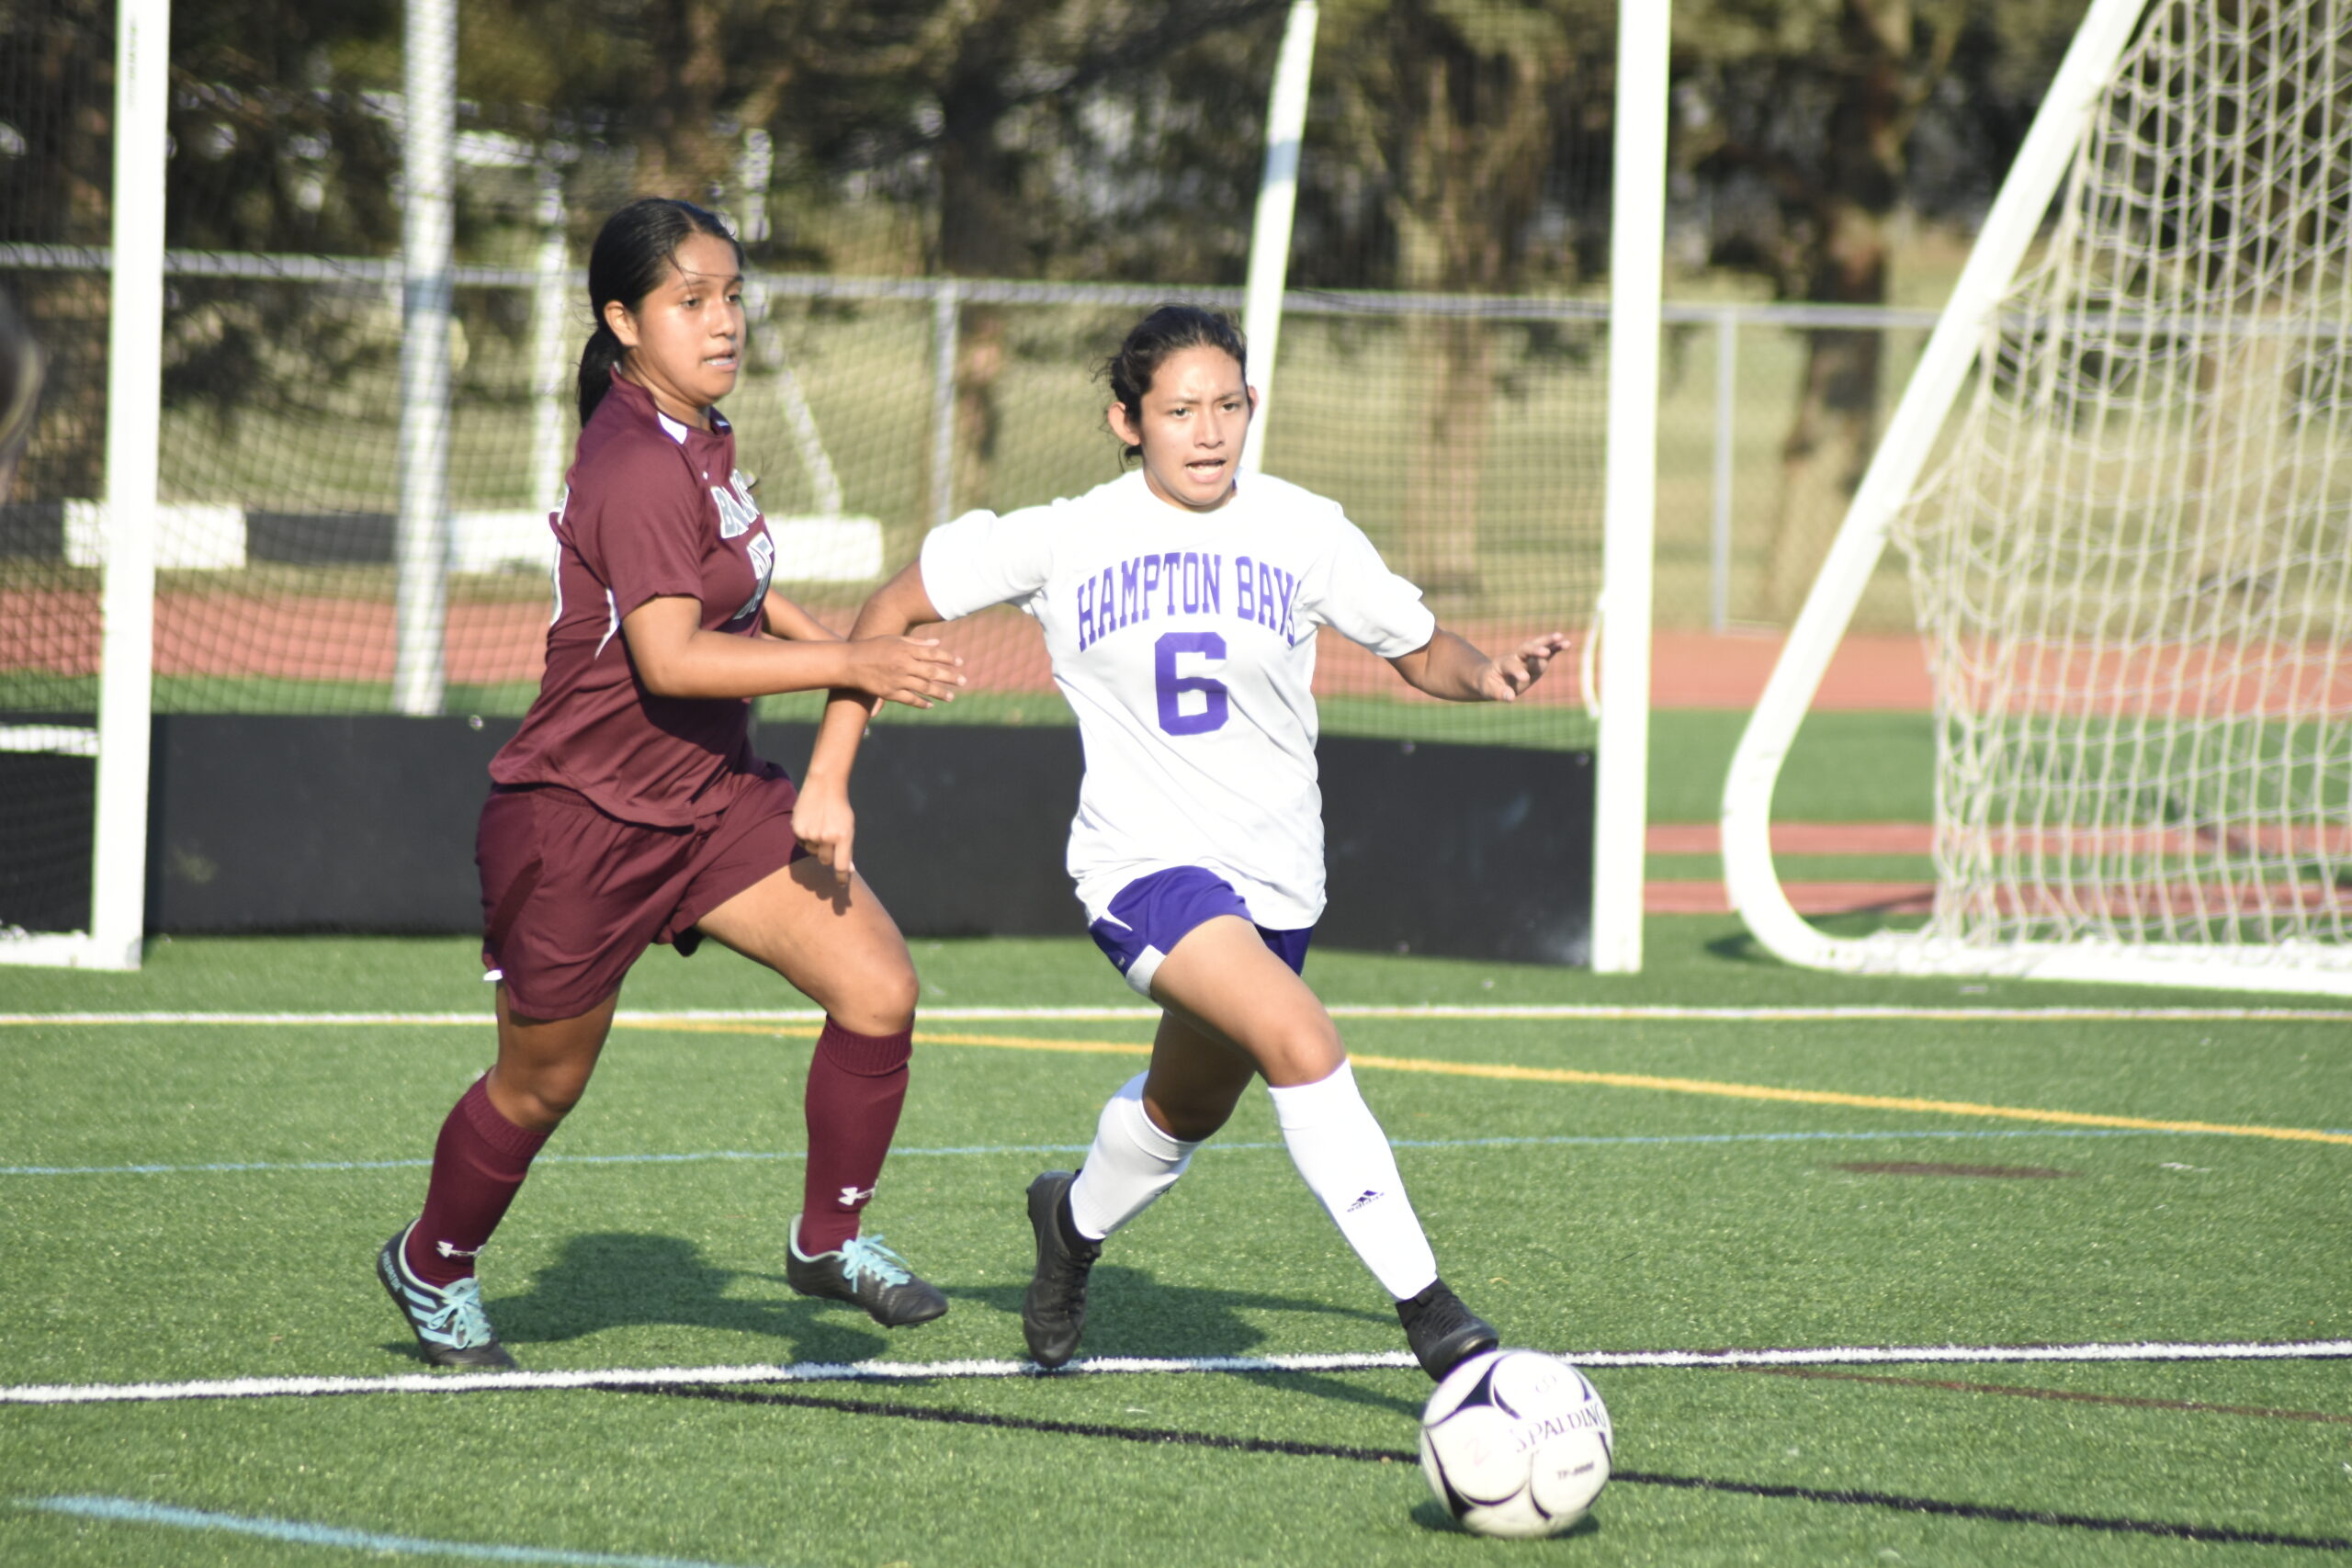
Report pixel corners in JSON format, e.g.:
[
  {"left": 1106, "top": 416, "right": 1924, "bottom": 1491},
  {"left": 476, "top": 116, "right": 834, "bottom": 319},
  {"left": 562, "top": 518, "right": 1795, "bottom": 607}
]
[
  {"left": 1101, "top": 304, "right": 1249, "bottom": 461},
  {"left": 576, "top": 197, "right": 743, "bottom": 427}
]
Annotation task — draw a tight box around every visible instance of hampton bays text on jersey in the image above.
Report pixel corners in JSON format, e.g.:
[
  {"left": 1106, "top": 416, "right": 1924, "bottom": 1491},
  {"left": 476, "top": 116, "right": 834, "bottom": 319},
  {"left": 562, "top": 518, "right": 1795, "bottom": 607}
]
[{"left": 1074, "top": 551, "right": 1300, "bottom": 652}]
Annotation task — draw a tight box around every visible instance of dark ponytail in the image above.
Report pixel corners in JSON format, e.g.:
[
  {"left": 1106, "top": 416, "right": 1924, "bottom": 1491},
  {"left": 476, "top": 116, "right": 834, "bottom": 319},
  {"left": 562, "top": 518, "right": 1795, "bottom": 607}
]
[
  {"left": 576, "top": 197, "right": 744, "bottom": 427},
  {"left": 1100, "top": 304, "right": 1249, "bottom": 461}
]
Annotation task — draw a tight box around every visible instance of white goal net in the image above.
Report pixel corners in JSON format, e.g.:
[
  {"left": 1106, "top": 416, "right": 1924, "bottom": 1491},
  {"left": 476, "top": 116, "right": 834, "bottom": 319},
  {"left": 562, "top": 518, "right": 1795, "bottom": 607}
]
[{"left": 1727, "top": 0, "right": 2352, "bottom": 993}]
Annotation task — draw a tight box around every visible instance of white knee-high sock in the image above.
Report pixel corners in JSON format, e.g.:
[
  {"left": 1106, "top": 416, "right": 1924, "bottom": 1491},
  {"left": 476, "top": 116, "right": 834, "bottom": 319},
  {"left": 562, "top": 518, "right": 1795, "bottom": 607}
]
[
  {"left": 1266, "top": 1060, "right": 1439, "bottom": 1301},
  {"left": 1067, "top": 1074, "right": 1201, "bottom": 1242}
]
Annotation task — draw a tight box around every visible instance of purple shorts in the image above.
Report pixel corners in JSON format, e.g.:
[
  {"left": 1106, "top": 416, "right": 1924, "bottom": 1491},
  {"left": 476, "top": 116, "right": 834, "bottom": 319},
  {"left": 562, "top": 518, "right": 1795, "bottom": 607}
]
[
  {"left": 477, "top": 769, "right": 808, "bottom": 1020},
  {"left": 1088, "top": 865, "right": 1312, "bottom": 998}
]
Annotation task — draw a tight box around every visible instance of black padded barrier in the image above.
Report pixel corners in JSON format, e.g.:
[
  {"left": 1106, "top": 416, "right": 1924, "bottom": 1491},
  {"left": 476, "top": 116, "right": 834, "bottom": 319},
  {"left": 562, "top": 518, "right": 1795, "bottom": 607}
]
[{"left": 12, "top": 715, "right": 1594, "bottom": 964}]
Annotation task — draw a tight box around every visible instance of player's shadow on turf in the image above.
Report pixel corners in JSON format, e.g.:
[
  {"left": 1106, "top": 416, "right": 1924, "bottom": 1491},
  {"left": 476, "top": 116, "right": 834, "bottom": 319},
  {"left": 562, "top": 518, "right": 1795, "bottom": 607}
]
[
  {"left": 468, "top": 1232, "right": 897, "bottom": 1366},
  {"left": 971, "top": 1265, "right": 1424, "bottom": 1419}
]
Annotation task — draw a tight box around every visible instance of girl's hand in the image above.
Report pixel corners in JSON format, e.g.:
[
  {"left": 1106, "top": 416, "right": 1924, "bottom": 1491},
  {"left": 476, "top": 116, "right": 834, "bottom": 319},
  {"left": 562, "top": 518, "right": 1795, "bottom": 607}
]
[
  {"left": 845, "top": 635, "right": 966, "bottom": 707},
  {"left": 1478, "top": 632, "right": 1573, "bottom": 702},
  {"left": 792, "top": 775, "right": 859, "bottom": 884}
]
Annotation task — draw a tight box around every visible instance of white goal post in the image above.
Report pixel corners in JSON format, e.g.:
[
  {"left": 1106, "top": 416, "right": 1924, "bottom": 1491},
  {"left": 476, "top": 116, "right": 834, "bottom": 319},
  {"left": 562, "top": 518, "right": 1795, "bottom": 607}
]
[
  {"left": 1135, "top": 0, "right": 1667, "bottom": 975},
  {"left": 1724, "top": 0, "right": 2352, "bottom": 995},
  {"left": 11, "top": 0, "right": 1668, "bottom": 973},
  {"left": 7, "top": 0, "right": 171, "bottom": 970}
]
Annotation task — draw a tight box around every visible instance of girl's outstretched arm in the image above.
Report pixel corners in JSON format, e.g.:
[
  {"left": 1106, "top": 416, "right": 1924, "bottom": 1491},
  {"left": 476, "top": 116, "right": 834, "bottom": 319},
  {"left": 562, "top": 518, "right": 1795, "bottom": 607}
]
[
  {"left": 1387, "top": 628, "right": 1572, "bottom": 703},
  {"left": 759, "top": 590, "right": 841, "bottom": 644},
  {"left": 794, "top": 561, "right": 951, "bottom": 884},
  {"left": 621, "top": 593, "right": 960, "bottom": 705}
]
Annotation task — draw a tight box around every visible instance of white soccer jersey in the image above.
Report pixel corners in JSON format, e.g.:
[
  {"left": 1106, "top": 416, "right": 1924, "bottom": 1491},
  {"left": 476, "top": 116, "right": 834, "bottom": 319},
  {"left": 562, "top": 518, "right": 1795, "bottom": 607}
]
[{"left": 921, "top": 468, "right": 1437, "bottom": 929}]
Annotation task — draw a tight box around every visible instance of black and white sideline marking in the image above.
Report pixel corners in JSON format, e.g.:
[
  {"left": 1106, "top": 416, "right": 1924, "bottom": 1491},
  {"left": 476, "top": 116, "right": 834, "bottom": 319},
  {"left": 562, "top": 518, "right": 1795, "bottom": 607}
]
[{"left": 6, "top": 1337, "right": 2347, "bottom": 1407}]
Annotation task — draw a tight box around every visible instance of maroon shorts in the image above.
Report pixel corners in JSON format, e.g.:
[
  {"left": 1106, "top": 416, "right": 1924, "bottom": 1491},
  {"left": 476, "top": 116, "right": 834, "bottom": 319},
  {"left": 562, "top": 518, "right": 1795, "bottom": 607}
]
[{"left": 476, "top": 769, "right": 809, "bottom": 1020}]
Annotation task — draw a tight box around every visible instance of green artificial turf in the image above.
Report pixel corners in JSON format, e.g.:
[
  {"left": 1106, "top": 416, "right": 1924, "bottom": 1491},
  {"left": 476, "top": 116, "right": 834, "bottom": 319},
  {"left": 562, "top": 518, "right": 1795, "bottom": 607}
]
[
  {"left": 1, "top": 929, "right": 2346, "bottom": 1566},
  {"left": 7, "top": 911, "right": 2346, "bottom": 1017}
]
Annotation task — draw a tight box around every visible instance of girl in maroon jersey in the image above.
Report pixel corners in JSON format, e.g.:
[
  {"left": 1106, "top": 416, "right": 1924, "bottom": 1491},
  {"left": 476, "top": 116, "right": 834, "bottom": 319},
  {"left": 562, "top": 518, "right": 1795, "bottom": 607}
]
[{"left": 376, "top": 198, "right": 966, "bottom": 1368}]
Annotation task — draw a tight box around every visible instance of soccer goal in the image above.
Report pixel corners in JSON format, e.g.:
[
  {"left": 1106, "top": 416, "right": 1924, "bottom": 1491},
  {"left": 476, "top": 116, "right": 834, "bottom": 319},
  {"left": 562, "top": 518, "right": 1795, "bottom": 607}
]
[
  {"left": 1724, "top": 0, "right": 2352, "bottom": 994},
  {"left": 3, "top": 0, "right": 1664, "bottom": 971}
]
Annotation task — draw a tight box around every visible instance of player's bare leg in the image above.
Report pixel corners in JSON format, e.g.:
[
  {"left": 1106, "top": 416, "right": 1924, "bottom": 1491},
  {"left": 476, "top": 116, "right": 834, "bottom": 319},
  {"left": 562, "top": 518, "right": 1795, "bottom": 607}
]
[
  {"left": 1148, "top": 915, "right": 1497, "bottom": 1378},
  {"left": 1136, "top": 1008, "right": 1256, "bottom": 1142},
  {"left": 1053, "top": 1008, "right": 1244, "bottom": 1250},
  {"left": 486, "top": 987, "right": 618, "bottom": 1130},
  {"left": 379, "top": 984, "right": 616, "bottom": 1370},
  {"left": 695, "top": 857, "right": 944, "bottom": 1326},
  {"left": 1026, "top": 1005, "right": 1264, "bottom": 1364},
  {"left": 1023, "top": 953, "right": 1285, "bottom": 1367},
  {"left": 1146, "top": 915, "right": 1343, "bottom": 1089},
  {"left": 695, "top": 855, "right": 918, "bottom": 1036}
]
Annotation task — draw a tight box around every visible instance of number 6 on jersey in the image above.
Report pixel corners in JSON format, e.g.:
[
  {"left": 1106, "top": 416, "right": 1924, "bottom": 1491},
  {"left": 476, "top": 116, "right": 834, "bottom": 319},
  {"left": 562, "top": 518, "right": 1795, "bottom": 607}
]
[{"left": 1154, "top": 630, "right": 1228, "bottom": 735}]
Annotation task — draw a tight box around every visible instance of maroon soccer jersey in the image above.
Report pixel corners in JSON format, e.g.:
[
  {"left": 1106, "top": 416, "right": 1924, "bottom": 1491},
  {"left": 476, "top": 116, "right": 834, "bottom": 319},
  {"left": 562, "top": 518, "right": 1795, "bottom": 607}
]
[{"left": 491, "top": 374, "right": 779, "bottom": 827}]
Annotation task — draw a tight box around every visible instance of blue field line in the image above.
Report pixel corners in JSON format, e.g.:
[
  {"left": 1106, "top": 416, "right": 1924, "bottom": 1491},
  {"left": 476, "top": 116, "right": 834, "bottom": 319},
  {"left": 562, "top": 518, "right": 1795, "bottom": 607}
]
[
  {"left": 0, "top": 1125, "right": 2240, "bottom": 1179},
  {"left": 15, "top": 1495, "right": 772, "bottom": 1566}
]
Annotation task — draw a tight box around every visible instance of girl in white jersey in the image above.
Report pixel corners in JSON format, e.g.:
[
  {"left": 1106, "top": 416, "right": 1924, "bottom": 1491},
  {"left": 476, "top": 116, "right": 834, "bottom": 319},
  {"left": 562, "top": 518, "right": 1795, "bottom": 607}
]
[{"left": 794, "top": 306, "right": 1568, "bottom": 1380}]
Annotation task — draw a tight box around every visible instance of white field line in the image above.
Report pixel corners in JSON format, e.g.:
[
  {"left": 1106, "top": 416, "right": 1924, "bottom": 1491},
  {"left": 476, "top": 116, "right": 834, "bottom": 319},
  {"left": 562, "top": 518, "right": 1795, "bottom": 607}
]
[
  {"left": 15, "top": 1495, "right": 763, "bottom": 1568},
  {"left": 5, "top": 1005, "right": 2352, "bottom": 1026},
  {"left": 0, "top": 1126, "right": 2220, "bottom": 1181},
  {"left": 8, "top": 1339, "right": 2349, "bottom": 1406}
]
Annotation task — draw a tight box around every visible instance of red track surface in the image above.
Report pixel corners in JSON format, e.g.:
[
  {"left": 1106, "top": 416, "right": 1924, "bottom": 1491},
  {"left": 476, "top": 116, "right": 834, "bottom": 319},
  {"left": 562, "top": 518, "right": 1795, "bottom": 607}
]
[
  {"left": 2, "top": 595, "right": 1939, "bottom": 708},
  {"left": 1649, "top": 823, "right": 2352, "bottom": 856}
]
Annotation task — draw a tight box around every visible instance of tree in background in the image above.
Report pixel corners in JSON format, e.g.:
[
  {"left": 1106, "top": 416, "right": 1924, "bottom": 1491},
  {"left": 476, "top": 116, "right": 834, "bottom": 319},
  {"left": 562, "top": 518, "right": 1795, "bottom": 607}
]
[
  {"left": 767, "top": 0, "right": 1284, "bottom": 514},
  {"left": 0, "top": 0, "right": 116, "bottom": 502},
  {"left": 1675, "top": 0, "right": 2086, "bottom": 619},
  {"left": 0, "top": 0, "right": 2094, "bottom": 560},
  {"left": 1301, "top": 0, "right": 1608, "bottom": 595},
  {"left": 1, "top": 0, "right": 405, "bottom": 500}
]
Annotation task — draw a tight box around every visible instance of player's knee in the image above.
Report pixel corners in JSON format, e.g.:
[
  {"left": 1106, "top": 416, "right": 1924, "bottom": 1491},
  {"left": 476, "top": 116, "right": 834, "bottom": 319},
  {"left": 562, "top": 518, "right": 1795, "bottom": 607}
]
[
  {"left": 499, "top": 1071, "right": 590, "bottom": 1131},
  {"left": 820, "top": 960, "right": 918, "bottom": 1038},
  {"left": 858, "top": 959, "right": 920, "bottom": 1033},
  {"left": 1259, "top": 1023, "right": 1346, "bottom": 1089},
  {"left": 1151, "top": 1097, "right": 1233, "bottom": 1143},
  {"left": 790, "top": 937, "right": 919, "bottom": 1032}
]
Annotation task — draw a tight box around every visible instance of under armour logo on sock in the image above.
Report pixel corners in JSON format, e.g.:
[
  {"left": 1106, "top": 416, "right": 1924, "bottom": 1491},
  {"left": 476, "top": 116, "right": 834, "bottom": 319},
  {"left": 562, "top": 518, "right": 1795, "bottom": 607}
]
[
  {"left": 1345, "top": 1190, "right": 1385, "bottom": 1212},
  {"left": 839, "top": 1185, "right": 876, "bottom": 1208},
  {"left": 435, "top": 1240, "right": 482, "bottom": 1259}
]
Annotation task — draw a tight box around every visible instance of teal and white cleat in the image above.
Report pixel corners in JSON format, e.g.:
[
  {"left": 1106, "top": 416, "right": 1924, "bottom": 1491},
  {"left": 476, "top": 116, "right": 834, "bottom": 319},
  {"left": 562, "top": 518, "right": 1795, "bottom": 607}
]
[{"left": 376, "top": 1222, "right": 517, "bottom": 1369}]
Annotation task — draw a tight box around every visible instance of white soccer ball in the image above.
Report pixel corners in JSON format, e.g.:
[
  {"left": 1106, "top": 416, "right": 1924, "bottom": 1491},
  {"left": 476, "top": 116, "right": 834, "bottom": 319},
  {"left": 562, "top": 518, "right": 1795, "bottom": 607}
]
[{"left": 1418, "top": 1348, "right": 1612, "bottom": 1539}]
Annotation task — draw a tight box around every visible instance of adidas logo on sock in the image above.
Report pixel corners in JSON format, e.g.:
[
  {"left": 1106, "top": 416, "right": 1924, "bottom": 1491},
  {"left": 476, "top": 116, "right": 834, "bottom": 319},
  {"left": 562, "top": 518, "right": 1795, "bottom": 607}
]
[{"left": 1345, "top": 1190, "right": 1385, "bottom": 1212}]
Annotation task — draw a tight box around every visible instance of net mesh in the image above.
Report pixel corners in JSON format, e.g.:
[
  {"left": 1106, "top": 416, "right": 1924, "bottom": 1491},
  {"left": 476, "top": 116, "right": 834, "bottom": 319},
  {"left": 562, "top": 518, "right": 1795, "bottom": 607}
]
[
  {"left": 1, "top": 0, "right": 105, "bottom": 932},
  {"left": 1892, "top": 0, "right": 2352, "bottom": 958},
  {"left": 0, "top": 2, "right": 1609, "bottom": 744}
]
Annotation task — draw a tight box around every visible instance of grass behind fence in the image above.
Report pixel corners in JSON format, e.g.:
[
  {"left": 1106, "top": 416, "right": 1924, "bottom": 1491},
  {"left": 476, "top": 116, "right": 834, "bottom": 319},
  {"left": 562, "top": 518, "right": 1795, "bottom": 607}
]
[{"left": 117, "top": 293, "right": 1938, "bottom": 628}]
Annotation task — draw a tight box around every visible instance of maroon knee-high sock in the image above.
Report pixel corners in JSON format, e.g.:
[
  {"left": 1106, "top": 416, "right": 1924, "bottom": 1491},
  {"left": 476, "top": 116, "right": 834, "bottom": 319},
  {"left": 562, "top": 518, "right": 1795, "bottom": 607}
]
[
  {"left": 797, "top": 1017, "right": 913, "bottom": 1256},
  {"left": 406, "top": 1076, "right": 549, "bottom": 1288}
]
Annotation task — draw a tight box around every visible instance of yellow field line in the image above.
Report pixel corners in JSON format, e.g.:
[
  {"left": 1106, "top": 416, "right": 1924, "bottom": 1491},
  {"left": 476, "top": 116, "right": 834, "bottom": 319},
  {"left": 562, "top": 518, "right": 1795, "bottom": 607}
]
[
  {"left": 1342, "top": 1055, "right": 2352, "bottom": 1146},
  {"left": 625, "top": 1019, "right": 1148, "bottom": 1056},
  {"left": 617, "top": 1019, "right": 2351, "bottom": 1147}
]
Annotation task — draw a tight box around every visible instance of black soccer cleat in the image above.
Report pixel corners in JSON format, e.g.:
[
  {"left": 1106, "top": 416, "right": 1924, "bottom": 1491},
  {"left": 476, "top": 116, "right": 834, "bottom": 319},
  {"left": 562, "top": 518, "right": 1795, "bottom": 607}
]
[
  {"left": 1021, "top": 1170, "right": 1102, "bottom": 1369},
  {"left": 1396, "top": 1277, "right": 1499, "bottom": 1381},
  {"left": 785, "top": 1218, "right": 948, "bottom": 1327},
  {"left": 376, "top": 1223, "right": 518, "bottom": 1369}
]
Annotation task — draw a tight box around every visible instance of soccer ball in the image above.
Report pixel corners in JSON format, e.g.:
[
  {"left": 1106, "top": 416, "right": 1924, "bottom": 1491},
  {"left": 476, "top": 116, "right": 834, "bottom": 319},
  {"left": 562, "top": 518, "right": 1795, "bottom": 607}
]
[{"left": 1418, "top": 1348, "right": 1612, "bottom": 1539}]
